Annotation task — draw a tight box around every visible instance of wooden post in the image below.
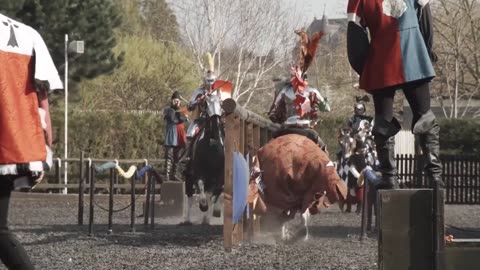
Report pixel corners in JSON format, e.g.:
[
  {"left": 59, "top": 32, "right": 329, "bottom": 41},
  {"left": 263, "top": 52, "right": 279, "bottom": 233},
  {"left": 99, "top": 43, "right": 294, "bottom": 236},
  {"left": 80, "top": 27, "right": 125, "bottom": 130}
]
[
  {"left": 378, "top": 189, "right": 442, "bottom": 270},
  {"left": 360, "top": 179, "right": 368, "bottom": 241},
  {"left": 143, "top": 161, "right": 151, "bottom": 228},
  {"left": 244, "top": 123, "right": 254, "bottom": 241},
  {"left": 223, "top": 113, "right": 237, "bottom": 250},
  {"left": 228, "top": 117, "right": 245, "bottom": 246},
  {"left": 367, "top": 181, "right": 376, "bottom": 231},
  {"left": 260, "top": 128, "right": 268, "bottom": 147},
  {"left": 252, "top": 125, "right": 261, "bottom": 236},
  {"left": 433, "top": 182, "right": 446, "bottom": 270},
  {"left": 144, "top": 173, "right": 151, "bottom": 227},
  {"left": 56, "top": 159, "right": 61, "bottom": 188},
  {"left": 130, "top": 161, "right": 139, "bottom": 233},
  {"left": 150, "top": 171, "right": 156, "bottom": 229},
  {"left": 88, "top": 163, "right": 95, "bottom": 236},
  {"left": 107, "top": 168, "right": 115, "bottom": 234},
  {"left": 78, "top": 152, "right": 85, "bottom": 225}
]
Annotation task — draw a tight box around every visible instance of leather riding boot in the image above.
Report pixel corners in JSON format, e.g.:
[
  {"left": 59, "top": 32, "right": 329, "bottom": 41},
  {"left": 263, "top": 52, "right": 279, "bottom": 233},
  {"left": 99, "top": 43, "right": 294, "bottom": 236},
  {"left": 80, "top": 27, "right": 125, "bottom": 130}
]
[
  {"left": 413, "top": 111, "right": 444, "bottom": 187},
  {"left": 372, "top": 117, "right": 401, "bottom": 189},
  {"left": 164, "top": 147, "right": 173, "bottom": 182},
  {"left": 170, "top": 163, "right": 178, "bottom": 181},
  {"left": 170, "top": 148, "right": 180, "bottom": 181}
]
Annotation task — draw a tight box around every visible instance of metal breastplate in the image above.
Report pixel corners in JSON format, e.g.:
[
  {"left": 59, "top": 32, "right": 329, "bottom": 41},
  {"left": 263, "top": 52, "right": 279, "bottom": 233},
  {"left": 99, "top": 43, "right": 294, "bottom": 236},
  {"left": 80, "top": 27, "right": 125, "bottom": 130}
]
[
  {"left": 282, "top": 87, "right": 297, "bottom": 119},
  {"left": 281, "top": 87, "right": 312, "bottom": 128}
]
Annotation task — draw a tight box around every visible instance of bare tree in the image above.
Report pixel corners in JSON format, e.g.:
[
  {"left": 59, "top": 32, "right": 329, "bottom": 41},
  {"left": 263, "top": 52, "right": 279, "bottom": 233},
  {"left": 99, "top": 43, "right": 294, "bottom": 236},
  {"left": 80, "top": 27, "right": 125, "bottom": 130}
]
[
  {"left": 433, "top": 0, "right": 480, "bottom": 118},
  {"left": 172, "top": 0, "right": 301, "bottom": 107}
]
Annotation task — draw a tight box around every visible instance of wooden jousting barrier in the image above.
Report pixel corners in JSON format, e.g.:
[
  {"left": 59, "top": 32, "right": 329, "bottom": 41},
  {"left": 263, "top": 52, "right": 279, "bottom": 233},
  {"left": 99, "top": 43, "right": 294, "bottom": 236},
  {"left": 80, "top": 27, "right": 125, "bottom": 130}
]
[{"left": 222, "top": 98, "right": 280, "bottom": 250}]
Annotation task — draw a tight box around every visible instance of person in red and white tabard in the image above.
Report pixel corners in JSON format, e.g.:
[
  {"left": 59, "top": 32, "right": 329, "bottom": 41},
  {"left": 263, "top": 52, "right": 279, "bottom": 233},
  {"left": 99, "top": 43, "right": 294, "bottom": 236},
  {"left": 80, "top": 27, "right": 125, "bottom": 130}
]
[{"left": 346, "top": 0, "right": 443, "bottom": 189}]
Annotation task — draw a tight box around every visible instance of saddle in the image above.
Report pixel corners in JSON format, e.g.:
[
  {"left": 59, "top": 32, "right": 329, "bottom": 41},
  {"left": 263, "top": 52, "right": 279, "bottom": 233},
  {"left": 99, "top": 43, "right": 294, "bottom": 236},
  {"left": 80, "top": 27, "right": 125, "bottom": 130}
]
[{"left": 273, "top": 127, "right": 327, "bottom": 152}]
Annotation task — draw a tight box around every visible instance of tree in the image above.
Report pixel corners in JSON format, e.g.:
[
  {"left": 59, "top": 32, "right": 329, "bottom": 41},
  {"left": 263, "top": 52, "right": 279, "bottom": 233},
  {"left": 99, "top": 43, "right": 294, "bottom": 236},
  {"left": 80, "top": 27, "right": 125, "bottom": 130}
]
[
  {"left": 77, "top": 34, "right": 199, "bottom": 112},
  {"left": 0, "top": 0, "right": 26, "bottom": 14},
  {"left": 173, "top": 0, "right": 301, "bottom": 109},
  {"left": 433, "top": 0, "right": 480, "bottom": 118},
  {"left": 5, "top": 0, "right": 124, "bottom": 88},
  {"left": 75, "top": 0, "right": 196, "bottom": 112},
  {"left": 140, "top": 0, "right": 181, "bottom": 42}
]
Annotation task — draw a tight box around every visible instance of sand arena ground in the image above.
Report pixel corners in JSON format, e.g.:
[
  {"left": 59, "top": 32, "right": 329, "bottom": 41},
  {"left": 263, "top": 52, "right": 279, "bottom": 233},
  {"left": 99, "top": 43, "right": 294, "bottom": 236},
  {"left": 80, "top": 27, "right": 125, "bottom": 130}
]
[{"left": 2, "top": 193, "right": 479, "bottom": 270}]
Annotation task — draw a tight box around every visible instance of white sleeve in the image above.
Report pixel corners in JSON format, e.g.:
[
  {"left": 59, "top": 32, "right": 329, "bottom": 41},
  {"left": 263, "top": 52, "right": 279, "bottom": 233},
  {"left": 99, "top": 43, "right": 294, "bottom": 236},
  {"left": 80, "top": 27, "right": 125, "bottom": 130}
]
[
  {"left": 32, "top": 28, "right": 63, "bottom": 91},
  {"left": 347, "top": 0, "right": 364, "bottom": 27},
  {"left": 349, "top": 166, "right": 361, "bottom": 178},
  {"left": 417, "top": 0, "right": 429, "bottom": 7}
]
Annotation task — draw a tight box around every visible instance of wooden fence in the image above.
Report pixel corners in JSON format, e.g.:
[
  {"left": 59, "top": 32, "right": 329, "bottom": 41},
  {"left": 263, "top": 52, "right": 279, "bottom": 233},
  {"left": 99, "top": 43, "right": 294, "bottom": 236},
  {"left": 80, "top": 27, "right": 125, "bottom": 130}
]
[
  {"left": 397, "top": 154, "right": 480, "bottom": 204},
  {"left": 222, "top": 98, "right": 280, "bottom": 250}
]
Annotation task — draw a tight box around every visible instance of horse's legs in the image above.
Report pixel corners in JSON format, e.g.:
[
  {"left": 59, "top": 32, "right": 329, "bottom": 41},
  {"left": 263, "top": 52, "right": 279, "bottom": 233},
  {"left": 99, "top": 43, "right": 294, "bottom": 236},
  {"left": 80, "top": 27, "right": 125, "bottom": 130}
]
[
  {"left": 196, "top": 179, "right": 211, "bottom": 225},
  {"left": 280, "top": 211, "right": 306, "bottom": 242},
  {"left": 180, "top": 170, "right": 195, "bottom": 225},
  {"left": 198, "top": 179, "right": 208, "bottom": 211},
  {"left": 302, "top": 209, "right": 310, "bottom": 241},
  {"left": 211, "top": 184, "right": 223, "bottom": 218},
  {"left": 185, "top": 196, "right": 194, "bottom": 224}
]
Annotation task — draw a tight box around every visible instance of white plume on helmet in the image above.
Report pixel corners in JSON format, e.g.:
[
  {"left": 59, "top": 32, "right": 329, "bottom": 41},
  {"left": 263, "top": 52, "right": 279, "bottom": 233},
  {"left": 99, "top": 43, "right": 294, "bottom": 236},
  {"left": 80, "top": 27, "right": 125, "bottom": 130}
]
[{"left": 203, "top": 52, "right": 216, "bottom": 89}]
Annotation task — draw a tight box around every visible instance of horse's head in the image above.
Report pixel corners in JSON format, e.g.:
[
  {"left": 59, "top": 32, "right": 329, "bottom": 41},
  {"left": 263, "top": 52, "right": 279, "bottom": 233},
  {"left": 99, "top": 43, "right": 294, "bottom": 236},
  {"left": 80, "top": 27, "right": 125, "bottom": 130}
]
[
  {"left": 356, "top": 119, "right": 372, "bottom": 141},
  {"left": 338, "top": 128, "right": 355, "bottom": 159}
]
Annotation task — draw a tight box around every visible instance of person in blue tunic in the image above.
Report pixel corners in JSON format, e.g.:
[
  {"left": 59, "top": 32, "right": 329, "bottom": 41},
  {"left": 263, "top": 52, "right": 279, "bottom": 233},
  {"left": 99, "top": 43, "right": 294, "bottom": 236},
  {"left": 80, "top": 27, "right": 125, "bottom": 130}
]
[{"left": 164, "top": 91, "right": 187, "bottom": 181}]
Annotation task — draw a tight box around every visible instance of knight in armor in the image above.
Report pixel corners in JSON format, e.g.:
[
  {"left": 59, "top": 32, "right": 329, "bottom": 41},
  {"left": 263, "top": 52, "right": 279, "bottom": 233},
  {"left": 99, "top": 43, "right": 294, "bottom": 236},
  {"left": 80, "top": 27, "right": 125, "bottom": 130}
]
[
  {"left": 346, "top": 140, "right": 368, "bottom": 213},
  {"left": 186, "top": 54, "right": 217, "bottom": 143},
  {"left": 346, "top": 97, "right": 373, "bottom": 134},
  {"left": 268, "top": 29, "right": 331, "bottom": 150},
  {"left": 163, "top": 91, "right": 187, "bottom": 181},
  {"left": 347, "top": 0, "right": 442, "bottom": 189},
  {"left": 183, "top": 53, "right": 226, "bottom": 196}
]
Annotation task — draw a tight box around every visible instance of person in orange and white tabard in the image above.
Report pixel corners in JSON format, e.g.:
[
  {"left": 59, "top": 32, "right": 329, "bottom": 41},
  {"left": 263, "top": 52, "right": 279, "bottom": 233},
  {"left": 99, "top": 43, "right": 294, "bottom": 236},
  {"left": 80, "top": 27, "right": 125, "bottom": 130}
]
[{"left": 0, "top": 12, "right": 63, "bottom": 269}]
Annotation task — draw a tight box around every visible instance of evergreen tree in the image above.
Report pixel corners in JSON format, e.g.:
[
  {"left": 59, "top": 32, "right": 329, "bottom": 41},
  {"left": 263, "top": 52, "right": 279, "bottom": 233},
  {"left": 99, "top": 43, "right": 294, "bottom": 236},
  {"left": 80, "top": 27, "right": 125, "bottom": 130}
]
[
  {"left": 3, "top": 0, "right": 124, "bottom": 87},
  {"left": 0, "top": 0, "right": 26, "bottom": 15},
  {"left": 140, "top": 0, "right": 180, "bottom": 42}
]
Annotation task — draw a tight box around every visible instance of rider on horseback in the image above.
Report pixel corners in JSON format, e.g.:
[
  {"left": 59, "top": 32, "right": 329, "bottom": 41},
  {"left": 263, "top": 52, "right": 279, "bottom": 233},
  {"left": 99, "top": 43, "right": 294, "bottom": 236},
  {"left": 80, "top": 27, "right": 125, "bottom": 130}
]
[
  {"left": 182, "top": 53, "right": 230, "bottom": 224},
  {"left": 268, "top": 29, "right": 330, "bottom": 150},
  {"left": 186, "top": 71, "right": 216, "bottom": 141}
]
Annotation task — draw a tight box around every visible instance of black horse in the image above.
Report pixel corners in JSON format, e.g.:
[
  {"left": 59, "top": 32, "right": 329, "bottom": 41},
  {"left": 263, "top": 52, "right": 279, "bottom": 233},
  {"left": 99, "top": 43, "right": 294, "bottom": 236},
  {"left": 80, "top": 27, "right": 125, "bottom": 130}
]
[{"left": 183, "top": 91, "right": 225, "bottom": 225}]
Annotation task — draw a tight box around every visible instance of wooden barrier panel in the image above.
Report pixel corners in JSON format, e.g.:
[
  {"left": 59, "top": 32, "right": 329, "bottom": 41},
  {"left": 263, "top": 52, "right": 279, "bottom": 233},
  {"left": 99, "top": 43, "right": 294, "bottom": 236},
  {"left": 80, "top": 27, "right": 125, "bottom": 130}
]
[
  {"left": 222, "top": 98, "right": 280, "bottom": 131},
  {"left": 378, "top": 189, "right": 445, "bottom": 270},
  {"left": 446, "top": 241, "right": 480, "bottom": 270},
  {"left": 223, "top": 99, "right": 280, "bottom": 249},
  {"left": 223, "top": 113, "right": 237, "bottom": 250}
]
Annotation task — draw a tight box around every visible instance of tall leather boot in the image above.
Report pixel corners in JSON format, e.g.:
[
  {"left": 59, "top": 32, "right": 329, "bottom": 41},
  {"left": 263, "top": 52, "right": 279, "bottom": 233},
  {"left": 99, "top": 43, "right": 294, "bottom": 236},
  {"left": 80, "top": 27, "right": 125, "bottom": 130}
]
[
  {"left": 413, "top": 111, "right": 444, "bottom": 187},
  {"left": 170, "top": 148, "right": 179, "bottom": 181},
  {"left": 164, "top": 147, "right": 173, "bottom": 182},
  {"left": 372, "top": 117, "right": 401, "bottom": 189}
]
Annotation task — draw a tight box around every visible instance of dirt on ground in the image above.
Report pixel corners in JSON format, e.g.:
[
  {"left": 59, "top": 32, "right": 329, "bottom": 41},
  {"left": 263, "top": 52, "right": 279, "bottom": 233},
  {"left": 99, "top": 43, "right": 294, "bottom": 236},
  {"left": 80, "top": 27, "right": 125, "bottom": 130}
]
[{"left": 2, "top": 192, "right": 479, "bottom": 270}]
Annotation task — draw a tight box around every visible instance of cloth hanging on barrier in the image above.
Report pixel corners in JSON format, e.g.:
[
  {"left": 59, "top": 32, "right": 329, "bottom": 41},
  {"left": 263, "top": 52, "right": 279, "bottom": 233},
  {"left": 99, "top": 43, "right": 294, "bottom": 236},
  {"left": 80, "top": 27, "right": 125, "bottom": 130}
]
[{"left": 233, "top": 151, "right": 249, "bottom": 224}]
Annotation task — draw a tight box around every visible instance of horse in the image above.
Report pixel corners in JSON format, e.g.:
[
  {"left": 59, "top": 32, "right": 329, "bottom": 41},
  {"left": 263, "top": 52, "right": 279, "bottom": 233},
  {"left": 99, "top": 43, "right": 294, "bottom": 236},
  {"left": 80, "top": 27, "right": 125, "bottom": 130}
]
[
  {"left": 249, "top": 134, "right": 347, "bottom": 242},
  {"left": 337, "top": 127, "right": 354, "bottom": 182},
  {"left": 183, "top": 82, "right": 231, "bottom": 225}
]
